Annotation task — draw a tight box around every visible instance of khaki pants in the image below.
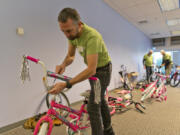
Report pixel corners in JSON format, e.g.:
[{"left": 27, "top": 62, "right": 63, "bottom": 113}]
[
  {"left": 165, "top": 64, "right": 172, "bottom": 82},
  {"left": 165, "top": 64, "right": 172, "bottom": 76}
]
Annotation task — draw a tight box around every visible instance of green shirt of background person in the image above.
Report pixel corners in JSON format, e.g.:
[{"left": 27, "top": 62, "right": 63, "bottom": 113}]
[
  {"left": 143, "top": 50, "right": 153, "bottom": 67},
  {"left": 68, "top": 23, "right": 111, "bottom": 68},
  {"left": 161, "top": 51, "right": 173, "bottom": 67},
  {"left": 160, "top": 50, "right": 173, "bottom": 81}
]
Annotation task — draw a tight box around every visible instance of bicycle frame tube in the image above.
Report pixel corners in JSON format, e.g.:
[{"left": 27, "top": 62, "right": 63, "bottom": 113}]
[
  {"left": 51, "top": 101, "right": 81, "bottom": 116},
  {"left": 141, "top": 80, "right": 157, "bottom": 101},
  {"left": 50, "top": 100, "right": 88, "bottom": 129},
  {"left": 142, "top": 80, "right": 157, "bottom": 94}
]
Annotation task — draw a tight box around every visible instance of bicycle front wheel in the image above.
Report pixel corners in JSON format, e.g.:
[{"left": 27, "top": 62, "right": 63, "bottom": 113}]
[
  {"left": 170, "top": 73, "right": 180, "bottom": 87},
  {"left": 37, "top": 123, "right": 49, "bottom": 135},
  {"left": 149, "top": 73, "right": 157, "bottom": 83},
  {"left": 46, "top": 92, "right": 70, "bottom": 117}
]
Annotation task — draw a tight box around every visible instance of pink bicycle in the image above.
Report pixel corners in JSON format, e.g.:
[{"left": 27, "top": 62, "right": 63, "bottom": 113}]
[
  {"left": 20, "top": 55, "right": 101, "bottom": 135},
  {"left": 170, "top": 65, "right": 180, "bottom": 87},
  {"left": 105, "top": 71, "right": 146, "bottom": 115},
  {"left": 106, "top": 89, "right": 146, "bottom": 115},
  {"left": 141, "top": 72, "right": 168, "bottom": 102}
]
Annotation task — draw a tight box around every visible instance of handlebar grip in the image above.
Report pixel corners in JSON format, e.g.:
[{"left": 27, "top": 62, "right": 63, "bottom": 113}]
[
  {"left": 47, "top": 70, "right": 72, "bottom": 81},
  {"left": 26, "top": 56, "right": 40, "bottom": 63}
]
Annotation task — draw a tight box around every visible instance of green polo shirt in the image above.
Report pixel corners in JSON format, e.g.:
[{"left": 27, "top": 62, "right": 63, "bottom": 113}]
[
  {"left": 162, "top": 53, "right": 173, "bottom": 66},
  {"left": 68, "top": 23, "right": 111, "bottom": 68},
  {"left": 143, "top": 54, "right": 153, "bottom": 67}
]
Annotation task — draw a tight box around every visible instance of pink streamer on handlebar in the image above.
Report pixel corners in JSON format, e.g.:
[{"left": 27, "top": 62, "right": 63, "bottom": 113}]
[{"left": 26, "top": 56, "right": 40, "bottom": 63}]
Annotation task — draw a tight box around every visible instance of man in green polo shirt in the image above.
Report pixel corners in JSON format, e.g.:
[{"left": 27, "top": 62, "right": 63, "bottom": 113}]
[
  {"left": 49, "top": 8, "right": 114, "bottom": 135},
  {"left": 143, "top": 50, "right": 153, "bottom": 82},
  {"left": 160, "top": 50, "right": 173, "bottom": 83}
]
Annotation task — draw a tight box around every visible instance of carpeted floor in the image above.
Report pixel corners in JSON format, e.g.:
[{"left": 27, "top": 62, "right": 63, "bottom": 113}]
[{"left": 1, "top": 86, "right": 180, "bottom": 135}]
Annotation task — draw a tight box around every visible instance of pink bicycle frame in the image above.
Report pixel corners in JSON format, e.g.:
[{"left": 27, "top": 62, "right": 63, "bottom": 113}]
[
  {"left": 33, "top": 100, "right": 88, "bottom": 135},
  {"left": 141, "top": 73, "right": 168, "bottom": 102}
]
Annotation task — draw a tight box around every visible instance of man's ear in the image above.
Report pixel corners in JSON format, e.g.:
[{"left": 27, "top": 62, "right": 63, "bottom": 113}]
[{"left": 78, "top": 21, "right": 83, "bottom": 27}]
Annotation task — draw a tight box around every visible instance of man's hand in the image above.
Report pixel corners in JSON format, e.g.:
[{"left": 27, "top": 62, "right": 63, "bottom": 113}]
[
  {"left": 55, "top": 64, "right": 66, "bottom": 74},
  {"left": 48, "top": 82, "right": 66, "bottom": 94}
]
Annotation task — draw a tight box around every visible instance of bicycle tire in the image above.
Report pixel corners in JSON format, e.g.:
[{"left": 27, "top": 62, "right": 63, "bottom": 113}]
[
  {"left": 170, "top": 73, "right": 180, "bottom": 87},
  {"left": 149, "top": 73, "right": 157, "bottom": 83},
  {"left": 46, "top": 92, "right": 70, "bottom": 118},
  {"left": 37, "top": 122, "right": 49, "bottom": 135}
]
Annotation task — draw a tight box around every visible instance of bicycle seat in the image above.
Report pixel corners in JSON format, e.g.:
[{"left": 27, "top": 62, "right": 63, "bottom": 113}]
[{"left": 80, "top": 90, "right": 90, "bottom": 98}]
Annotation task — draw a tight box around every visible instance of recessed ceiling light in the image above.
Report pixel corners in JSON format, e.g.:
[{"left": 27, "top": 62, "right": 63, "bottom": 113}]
[
  {"left": 158, "top": 0, "right": 180, "bottom": 11},
  {"left": 167, "top": 19, "right": 180, "bottom": 26},
  {"left": 150, "top": 32, "right": 160, "bottom": 36},
  {"left": 138, "top": 20, "right": 148, "bottom": 24},
  {"left": 171, "top": 30, "right": 180, "bottom": 35}
]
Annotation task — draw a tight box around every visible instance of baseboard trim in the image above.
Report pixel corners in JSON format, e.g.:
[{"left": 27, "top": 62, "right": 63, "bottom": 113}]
[{"left": 0, "top": 119, "right": 27, "bottom": 134}]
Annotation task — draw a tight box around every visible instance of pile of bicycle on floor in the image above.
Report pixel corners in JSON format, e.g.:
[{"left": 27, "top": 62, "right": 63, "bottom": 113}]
[
  {"left": 107, "top": 64, "right": 179, "bottom": 116},
  {"left": 20, "top": 55, "right": 180, "bottom": 135}
]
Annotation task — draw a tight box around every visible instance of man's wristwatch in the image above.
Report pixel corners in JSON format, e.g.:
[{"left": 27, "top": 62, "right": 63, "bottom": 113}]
[{"left": 66, "top": 80, "right": 72, "bottom": 89}]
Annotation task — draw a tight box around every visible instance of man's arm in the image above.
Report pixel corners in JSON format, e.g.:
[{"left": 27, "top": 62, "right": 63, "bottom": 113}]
[
  {"left": 49, "top": 53, "right": 98, "bottom": 94},
  {"left": 69, "top": 54, "right": 98, "bottom": 86},
  {"left": 143, "top": 55, "right": 146, "bottom": 65},
  {"left": 55, "top": 43, "right": 76, "bottom": 74},
  {"left": 160, "top": 56, "right": 165, "bottom": 67},
  {"left": 62, "top": 43, "right": 76, "bottom": 67},
  {"left": 143, "top": 58, "right": 145, "bottom": 66}
]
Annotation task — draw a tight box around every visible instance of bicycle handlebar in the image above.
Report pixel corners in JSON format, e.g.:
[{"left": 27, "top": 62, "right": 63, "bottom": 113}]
[
  {"left": 23, "top": 55, "right": 98, "bottom": 83},
  {"left": 47, "top": 70, "right": 72, "bottom": 81},
  {"left": 26, "top": 56, "right": 40, "bottom": 63}
]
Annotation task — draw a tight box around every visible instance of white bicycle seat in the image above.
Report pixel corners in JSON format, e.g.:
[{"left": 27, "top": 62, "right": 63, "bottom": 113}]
[{"left": 80, "top": 90, "right": 91, "bottom": 98}]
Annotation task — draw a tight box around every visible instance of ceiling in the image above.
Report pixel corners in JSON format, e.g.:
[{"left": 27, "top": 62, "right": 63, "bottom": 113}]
[{"left": 103, "top": 0, "right": 180, "bottom": 39}]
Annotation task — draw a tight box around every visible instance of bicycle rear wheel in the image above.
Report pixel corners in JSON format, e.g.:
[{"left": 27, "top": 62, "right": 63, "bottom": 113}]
[
  {"left": 170, "top": 73, "right": 180, "bottom": 87},
  {"left": 46, "top": 92, "right": 70, "bottom": 117}
]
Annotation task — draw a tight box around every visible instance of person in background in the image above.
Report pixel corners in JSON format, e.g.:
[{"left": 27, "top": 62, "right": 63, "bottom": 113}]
[
  {"left": 49, "top": 7, "right": 115, "bottom": 135},
  {"left": 160, "top": 50, "right": 173, "bottom": 84},
  {"left": 143, "top": 50, "right": 153, "bottom": 82}
]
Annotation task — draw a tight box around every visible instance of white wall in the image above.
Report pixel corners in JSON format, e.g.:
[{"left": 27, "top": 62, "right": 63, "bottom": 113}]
[{"left": 0, "top": 0, "right": 152, "bottom": 128}]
